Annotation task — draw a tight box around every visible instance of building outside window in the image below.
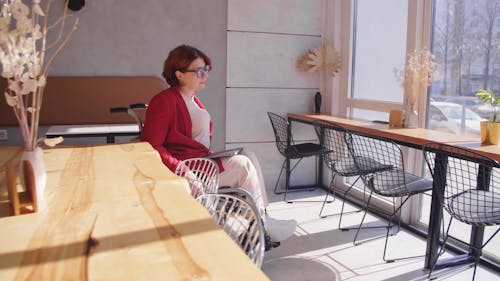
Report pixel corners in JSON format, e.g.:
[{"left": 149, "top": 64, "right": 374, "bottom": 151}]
[
  {"left": 345, "top": 0, "right": 499, "bottom": 265},
  {"left": 423, "top": 0, "right": 500, "bottom": 264}
]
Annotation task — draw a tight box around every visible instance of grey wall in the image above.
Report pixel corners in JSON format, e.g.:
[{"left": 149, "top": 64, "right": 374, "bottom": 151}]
[
  {"left": 1, "top": 0, "right": 227, "bottom": 149},
  {"left": 226, "top": 0, "right": 322, "bottom": 190},
  {"left": 2, "top": 0, "right": 323, "bottom": 194}
]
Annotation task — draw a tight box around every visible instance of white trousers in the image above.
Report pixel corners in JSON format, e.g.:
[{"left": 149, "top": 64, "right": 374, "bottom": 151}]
[{"left": 219, "top": 148, "right": 269, "bottom": 215}]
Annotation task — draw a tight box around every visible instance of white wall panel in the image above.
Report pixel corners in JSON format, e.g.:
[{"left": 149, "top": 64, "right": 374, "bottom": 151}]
[
  {"left": 226, "top": 0, "right": 322, "bottom": 189},
  {"left": 228, "top": 0, "right": 321, "bottom": 35},
  {"left": 227, "top": 32, "right": 320, "bottom": 88},
  {"left": 226, "top": 88, "right": 320, "bottom": 142}
]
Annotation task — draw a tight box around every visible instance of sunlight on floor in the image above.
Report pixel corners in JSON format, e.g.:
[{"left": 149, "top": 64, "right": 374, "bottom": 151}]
[{"left": 262, "top": 190, "right": 499, "bottom": 281}]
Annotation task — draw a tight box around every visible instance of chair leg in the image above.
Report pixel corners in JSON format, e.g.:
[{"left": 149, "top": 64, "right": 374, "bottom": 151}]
[
  {"left": 428, "top": 219, "right": 500, "bottom": 281},
  {"left": 318, "top": 176, "right": 364, "bottom": 219},
  {"left": 273, "top": 160, "right": 286, "bottom": 194},
  {"left": 333, "top": 176, "right": 363, "bottom": 222},
  {"left": 318, "top": 175, "right": 337, "bottom": 218},
  {"left": 352, "top": 192, "right": 373, "bottom": 245},
  {"left": 347, "top": 192, "right": 399, "bottom": 247},
  {"left": 340, "top": 190, "right": 388, "bottom": 232},
  {"left": 428, "top": 216, "right": 454, "bottom": 280},
  {"left": 282, "top": 157, "right": 333, "bottom": 204},
  {"left": 275, "top": 158, "right": 316, "bottom": 195},
  {"left": 382, "top": 196, "right": 425, "bottom": 263}
]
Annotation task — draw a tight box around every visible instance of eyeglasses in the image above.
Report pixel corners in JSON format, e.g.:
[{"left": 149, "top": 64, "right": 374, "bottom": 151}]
[{"left": 181, "top": 65, "right": 211, "bottom": 78}]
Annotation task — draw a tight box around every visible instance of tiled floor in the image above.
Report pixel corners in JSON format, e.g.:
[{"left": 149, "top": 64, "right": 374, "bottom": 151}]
[{"left": 262, "top": 189, "right": 499, "bottom": 281}]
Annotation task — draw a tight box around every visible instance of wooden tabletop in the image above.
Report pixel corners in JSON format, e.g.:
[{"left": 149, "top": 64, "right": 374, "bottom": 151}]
[
  {"left": 288, "top": 113, "right": 500, "bottom": 161},
  {"left": 0, "top": 142, "right": 270, "bottom": 281}
]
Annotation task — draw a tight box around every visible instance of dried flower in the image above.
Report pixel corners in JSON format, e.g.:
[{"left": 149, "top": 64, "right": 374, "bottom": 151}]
[
  {"left": 297, "top": 43, "right": 341, "bottom": 77},
  {"left": 0, "top": 0, "right": 78, "bottom": 150},
  {"left": 394, "top": 48, "right": 438, "bottom": 109}
]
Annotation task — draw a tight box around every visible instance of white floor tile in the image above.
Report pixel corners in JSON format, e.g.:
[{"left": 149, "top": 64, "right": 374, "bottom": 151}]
[{"left": 262, "top": 190, "right": 499, "bottom": 281}]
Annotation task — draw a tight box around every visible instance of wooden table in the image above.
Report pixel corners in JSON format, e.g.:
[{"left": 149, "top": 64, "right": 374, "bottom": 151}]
[
  {"left": 288, "top": 113, "right": 481, "bottom": 150},
  {"left": 288, "top": 113, "right": 500, "bottom": 270},
  {"left": 46, "top": 124, "right": 141, "bottom": 143},
  {"left": 0, "top": 142, "right": 270, "bottom": 281}
]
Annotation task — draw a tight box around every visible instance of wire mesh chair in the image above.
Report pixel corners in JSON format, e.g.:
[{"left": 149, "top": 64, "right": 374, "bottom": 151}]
[
  {"left": 312, "top": 120, "right": 393, "bottom": 222},
  {"left": 267, "top": 112, "right": 331, "bottom": 202},
  {"left": 176, "top": 155, "right": 280, "bottom": 251},
  {"left": 174, "top": 158, "right": 219, "bottom": 198},
  {"left": 197, "top": 193, "right": 266, "bottom": 268},
  {"left": 423, "top": 143, "right": 500, "bottom": 281},
  {"left": 347, "top": 133, "right": 433, "bottom": 262},
  {"left": 219, "top": 186, "right": 282, "bottom": 251}
]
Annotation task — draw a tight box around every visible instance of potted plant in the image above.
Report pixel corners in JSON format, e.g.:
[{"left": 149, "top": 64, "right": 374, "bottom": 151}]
[{"left": 476, "top": 88, "right": 500, "bottom": 144}]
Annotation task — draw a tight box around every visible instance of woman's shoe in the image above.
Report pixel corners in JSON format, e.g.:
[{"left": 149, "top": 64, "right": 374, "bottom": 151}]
[
  {"left": 264, "top": 231, "right": 281, "bottom": 251},
  {"left": 264, "top": 214, "right": 297, "bottom": 242}
]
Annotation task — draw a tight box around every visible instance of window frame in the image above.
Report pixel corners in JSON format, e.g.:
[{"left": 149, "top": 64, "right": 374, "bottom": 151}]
[{"left": 322, "top": 0, "right": 433, "bottom": 225}]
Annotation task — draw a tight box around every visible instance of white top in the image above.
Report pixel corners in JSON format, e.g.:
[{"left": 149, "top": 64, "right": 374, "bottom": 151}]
[{"left": 182, "top": 94, "right": 211, "bottom": 149}]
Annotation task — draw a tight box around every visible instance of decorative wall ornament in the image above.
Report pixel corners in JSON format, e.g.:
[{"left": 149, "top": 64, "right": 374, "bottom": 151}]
[{"left": 296, "top": 43, "right": 341, "bottom": 77}]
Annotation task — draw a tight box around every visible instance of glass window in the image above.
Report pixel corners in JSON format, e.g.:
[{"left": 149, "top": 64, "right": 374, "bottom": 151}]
[
  {"left": 350, "top": 0, "right": 408, "bottom": 120},
  {"left": 425, "top": 0, "right": 500, "bottom": 263},
  {"left": 344, "top": 0, "right": 411, "bottom": 214},
  {"left": 427, "top": 0, "right": 499, "bottom": 136}
]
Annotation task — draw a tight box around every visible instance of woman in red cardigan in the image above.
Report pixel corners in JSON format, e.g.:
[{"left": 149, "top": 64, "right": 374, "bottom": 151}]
[{"left": 141, "top": 45, "right": 296, "bottom": 243}]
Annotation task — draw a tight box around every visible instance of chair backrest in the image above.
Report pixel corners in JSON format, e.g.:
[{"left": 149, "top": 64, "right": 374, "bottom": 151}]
[
  {"left": 267, "top": 112, "right": 290, "bottom": 157},
  {"left": 313, "top": 120, "right": 353, "bottom": 174},
  {"left": 196, "top": 193, "right": 266, "bottom": 268},
  {"left": 218, "top": 187, "right": 263, "bottom": 216},
  {"left": 174, "top": 158, "right": 219, "bottom": 198},
  {"left": 110, "top": 103, "right": 149, "bottom": 132},
  {"left": 347, "top": 133, "right": 409, "bottom": 196},
  {"left": 423, "top": 143, "right": 500, "bottom": 226}
]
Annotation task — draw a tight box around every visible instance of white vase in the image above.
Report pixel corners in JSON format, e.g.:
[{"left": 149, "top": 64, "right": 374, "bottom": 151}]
[
  {"left": 20, "top": 147, "right": 46, "bottom": 211},
  {"left": 405, "top": 105, "right": 419, "bottom": 128}
]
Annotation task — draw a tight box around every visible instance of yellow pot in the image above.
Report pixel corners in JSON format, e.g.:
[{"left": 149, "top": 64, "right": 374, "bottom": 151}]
[{"left": 480, "top": 121, "right": 500, "bottom": 145}]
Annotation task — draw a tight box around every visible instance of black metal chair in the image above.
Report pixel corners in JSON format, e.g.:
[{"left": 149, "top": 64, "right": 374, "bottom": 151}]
[
  {"left": 312, "top": 120, "right": 392, "bottom": 223},
  {"left": 267, "top": 112, "right": 331, "bottom": 202},
  {"left": 347, "top": 133, "right": 433, "bottom": 262},
  {"left": 423, "top": 143, "right": 500, "bottom": 281}
]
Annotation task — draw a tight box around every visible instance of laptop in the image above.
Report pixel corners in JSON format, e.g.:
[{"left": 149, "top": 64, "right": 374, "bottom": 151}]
[{"left": 205, "top": 147, "right": 243, "bottom": 159}]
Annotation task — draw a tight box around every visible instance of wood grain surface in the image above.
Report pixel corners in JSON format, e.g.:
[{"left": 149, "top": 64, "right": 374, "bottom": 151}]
[
  {"left": 288, "top": 113, "right": 500, "bottom": 161},
  {"left": 0, "top": 142, "right": 270, "bottom": 281}
]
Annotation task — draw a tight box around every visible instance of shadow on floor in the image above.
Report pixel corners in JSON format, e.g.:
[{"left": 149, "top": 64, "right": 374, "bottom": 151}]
[
  {"left": 262, "top": 256, "right": 340, "bottom": 281},
  {"left": 265, "top": 220, "right": 392, "bottom": 258}
]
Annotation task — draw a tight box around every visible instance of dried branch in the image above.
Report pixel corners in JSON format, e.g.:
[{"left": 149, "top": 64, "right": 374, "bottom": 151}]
[
  {"left": 0, "top": 0, "right": 78, "bottom": 150},
  {"left": 394, "top": 48, "right": 438, "bottom": 109}
]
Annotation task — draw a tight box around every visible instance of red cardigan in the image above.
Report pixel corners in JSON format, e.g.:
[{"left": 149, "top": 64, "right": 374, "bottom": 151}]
[{"left": 140, "top": 86, "right": 224, "bottom": 172}]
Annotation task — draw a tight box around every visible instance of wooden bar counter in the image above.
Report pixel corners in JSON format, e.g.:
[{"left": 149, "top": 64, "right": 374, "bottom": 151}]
[
  {"left": 0, "top": 142, "right": 270, "bottom": 281},
  {"left": 288, "top": 112, "right": 500, "bottom": 271}
]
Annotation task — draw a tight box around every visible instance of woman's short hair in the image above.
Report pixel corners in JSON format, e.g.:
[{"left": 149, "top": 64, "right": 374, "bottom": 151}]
[{"left": 162, "top": 45, "right": 212, "bottom": 86}]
